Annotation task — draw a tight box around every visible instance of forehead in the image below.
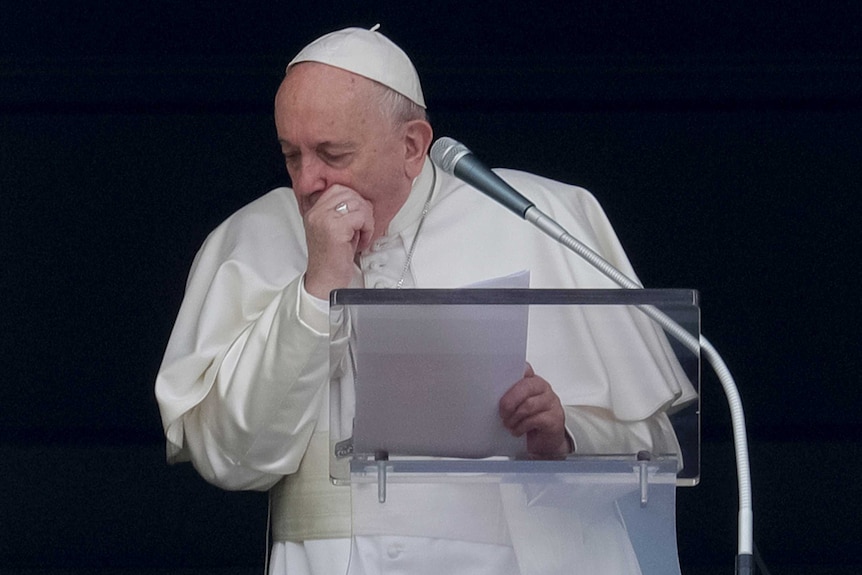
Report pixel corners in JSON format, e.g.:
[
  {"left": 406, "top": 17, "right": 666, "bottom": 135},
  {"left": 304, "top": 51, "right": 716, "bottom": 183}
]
[
  {"left": 275, "top": 63, "right": 383, "bottom": 140},
  {"left": 284, "top": 62, "right": 372, "bottom": 100}
]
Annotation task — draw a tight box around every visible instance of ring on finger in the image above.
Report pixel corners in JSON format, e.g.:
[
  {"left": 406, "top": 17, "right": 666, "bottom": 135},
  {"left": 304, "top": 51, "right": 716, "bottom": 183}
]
[{"left": 334, "top": 202, "right": 349, "bottom": 215}]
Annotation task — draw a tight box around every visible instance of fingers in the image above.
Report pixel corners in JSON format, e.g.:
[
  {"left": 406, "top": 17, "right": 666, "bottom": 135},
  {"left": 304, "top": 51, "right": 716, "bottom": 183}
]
[
  {"left": 499, "top": 376, "right": 560, "bottom": 435},
  {"left": 499, "top": 363, "right": 541, "bottom": 426},
  {"left": 499, "top": 367, "right": 569, "bottom": 458},
  {"left": 303, "top": 186, "right": 374, "bottom": 298},
  {"left": 317, "top": 191, "right": 375, "bottom": 252}
]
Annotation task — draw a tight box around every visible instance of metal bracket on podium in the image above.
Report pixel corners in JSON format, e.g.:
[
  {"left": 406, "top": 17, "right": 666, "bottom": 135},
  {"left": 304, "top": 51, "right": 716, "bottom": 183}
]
[
  {"left": 638, "top": 450, "right": 652, "bottom": 507},
  {"left": 375, "top": 450, "right": 389, "bottom": 503}
]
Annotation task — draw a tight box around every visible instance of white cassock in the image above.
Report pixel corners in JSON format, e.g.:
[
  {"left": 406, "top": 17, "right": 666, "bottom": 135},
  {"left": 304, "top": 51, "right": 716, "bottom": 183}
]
[{"left": 155, "top": 158, "right": 697, "bottom": 574}]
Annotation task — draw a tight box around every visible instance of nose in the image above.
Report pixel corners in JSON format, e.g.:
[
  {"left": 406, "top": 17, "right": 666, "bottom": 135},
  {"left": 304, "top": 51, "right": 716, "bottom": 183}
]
[{"left": 290, "top": 155, "right": 328, "bottom": 198}]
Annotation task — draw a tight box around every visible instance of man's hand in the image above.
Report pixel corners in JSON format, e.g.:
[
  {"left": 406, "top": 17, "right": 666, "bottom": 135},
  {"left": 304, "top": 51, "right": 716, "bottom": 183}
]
[
  {"left": 302, "top": 185, "right": 374, "bottom": 299},
  {"left": 499, "top": 363, "right": 571, "bottom": 459}
]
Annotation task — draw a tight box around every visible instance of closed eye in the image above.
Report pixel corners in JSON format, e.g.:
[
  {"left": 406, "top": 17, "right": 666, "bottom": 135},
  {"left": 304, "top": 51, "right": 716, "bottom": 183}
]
[
  {"left": 317, "top": 143, "right": 355, "bottom": 168},
  {"left": 321, "top": 152, "right": 351, "bottom": 166},
  {"left": 282, "top": 152, "right": 300, "bottom": 169}
]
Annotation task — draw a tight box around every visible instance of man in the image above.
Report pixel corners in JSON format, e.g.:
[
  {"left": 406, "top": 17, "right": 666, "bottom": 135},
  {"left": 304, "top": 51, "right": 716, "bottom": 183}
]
[{"left": 156, "top": 26, "right": 696, "bottom": 574}]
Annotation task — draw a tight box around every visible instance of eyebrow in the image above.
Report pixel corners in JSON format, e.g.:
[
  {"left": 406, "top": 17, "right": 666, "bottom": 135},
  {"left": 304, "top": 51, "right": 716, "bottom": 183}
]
[
  {"left": 277, "top": 139, "right": 356, "bottom": 152},
  {"left": 316, "top": 141, "right": 356, "bottom": 153}
]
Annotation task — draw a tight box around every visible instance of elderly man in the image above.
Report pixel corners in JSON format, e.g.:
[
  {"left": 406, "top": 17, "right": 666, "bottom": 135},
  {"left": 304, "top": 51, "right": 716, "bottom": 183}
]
[{"left": 156, "top": 26, "right": 695, "bottom": 574}]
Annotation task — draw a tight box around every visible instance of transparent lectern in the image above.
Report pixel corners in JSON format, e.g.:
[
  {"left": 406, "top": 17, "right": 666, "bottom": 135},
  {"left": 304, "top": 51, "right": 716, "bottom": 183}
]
[{"left": 328, "top": 288, "right": 700, "bottom": 575}]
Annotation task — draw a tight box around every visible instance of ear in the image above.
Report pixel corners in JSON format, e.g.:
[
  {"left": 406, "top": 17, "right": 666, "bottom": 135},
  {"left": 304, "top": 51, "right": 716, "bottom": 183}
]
[{"left": 403, "top": 119, "right": 434, "bottom": 179}]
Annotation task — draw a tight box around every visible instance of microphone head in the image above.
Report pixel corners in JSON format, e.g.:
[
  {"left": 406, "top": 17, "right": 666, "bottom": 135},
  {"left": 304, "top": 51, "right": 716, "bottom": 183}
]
[{"left": 431, "top": 137, "right": 471, "bottom": 174}]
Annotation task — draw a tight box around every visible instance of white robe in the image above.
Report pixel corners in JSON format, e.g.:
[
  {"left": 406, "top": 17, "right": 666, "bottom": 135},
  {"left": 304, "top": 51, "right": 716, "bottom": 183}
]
[{"left": 155, "top": 158, "right": 696, "bottom": 574}]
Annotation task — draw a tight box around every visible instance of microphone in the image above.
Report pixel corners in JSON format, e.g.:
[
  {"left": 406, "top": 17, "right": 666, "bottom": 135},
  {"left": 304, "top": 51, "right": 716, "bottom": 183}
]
[{"left": 430, "top": 137, "right": 534, "bottom": 218}]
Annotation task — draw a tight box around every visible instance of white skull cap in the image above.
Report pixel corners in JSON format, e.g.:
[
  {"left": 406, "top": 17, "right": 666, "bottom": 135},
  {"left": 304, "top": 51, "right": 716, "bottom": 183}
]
[{"left": 287, "top": 24, "right": 426, "bottom": 109}]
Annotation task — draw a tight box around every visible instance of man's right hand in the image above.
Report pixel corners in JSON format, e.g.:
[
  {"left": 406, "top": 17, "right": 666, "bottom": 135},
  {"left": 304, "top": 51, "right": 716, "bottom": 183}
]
[{"left": 302, "top": 185, "right": 375, "bottom": 299}]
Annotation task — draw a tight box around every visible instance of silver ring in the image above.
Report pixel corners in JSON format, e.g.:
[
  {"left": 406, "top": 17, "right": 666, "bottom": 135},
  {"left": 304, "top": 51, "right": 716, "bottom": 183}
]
[{"left": 334, "top": 202, "right": 349, "bottom": 215}]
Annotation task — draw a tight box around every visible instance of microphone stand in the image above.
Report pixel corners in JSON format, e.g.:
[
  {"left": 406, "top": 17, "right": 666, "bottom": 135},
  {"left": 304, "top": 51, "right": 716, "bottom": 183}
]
[{"left": 526, "top": 206, "right": 754, "bottom": 575}]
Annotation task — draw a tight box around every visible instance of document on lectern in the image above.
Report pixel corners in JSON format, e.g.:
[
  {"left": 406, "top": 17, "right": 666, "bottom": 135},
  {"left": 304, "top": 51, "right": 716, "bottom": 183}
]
[{"left": 352, "top": 271, "right": 530, "bottom": 458}]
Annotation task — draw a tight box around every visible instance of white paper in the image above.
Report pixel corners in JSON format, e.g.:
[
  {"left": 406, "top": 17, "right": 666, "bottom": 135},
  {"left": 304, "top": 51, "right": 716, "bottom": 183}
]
[{"left": 352, "top": 271, "right": 530, "bottom": 458}]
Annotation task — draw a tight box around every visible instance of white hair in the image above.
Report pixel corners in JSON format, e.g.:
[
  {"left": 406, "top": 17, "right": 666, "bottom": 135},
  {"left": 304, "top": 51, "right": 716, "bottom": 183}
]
[{"left": 368, "top": 79, "right": 429, "bottom": 126}]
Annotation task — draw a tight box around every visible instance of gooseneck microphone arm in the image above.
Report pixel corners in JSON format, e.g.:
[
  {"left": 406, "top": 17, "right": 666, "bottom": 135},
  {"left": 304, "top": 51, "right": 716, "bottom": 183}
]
[{"left": 430, "top": 136, "right": 754, "bottom": 575}]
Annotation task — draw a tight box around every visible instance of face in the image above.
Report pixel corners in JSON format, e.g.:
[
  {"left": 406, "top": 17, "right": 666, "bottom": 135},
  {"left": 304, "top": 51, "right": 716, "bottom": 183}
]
[{"left": 274, "top": 63, "right": 418, "bottom": 240}]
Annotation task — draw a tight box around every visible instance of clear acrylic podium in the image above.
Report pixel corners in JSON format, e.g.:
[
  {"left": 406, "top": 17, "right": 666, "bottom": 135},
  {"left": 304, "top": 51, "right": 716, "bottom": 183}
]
[{"left": 328, "top": 288, "right": 700, "bottom": 575}]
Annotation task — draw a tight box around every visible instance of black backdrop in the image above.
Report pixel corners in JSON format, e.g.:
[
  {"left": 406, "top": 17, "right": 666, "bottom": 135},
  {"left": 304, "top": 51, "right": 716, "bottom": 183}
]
[{"left": 2, "top": 2, "right": 861, "bottom": 573}]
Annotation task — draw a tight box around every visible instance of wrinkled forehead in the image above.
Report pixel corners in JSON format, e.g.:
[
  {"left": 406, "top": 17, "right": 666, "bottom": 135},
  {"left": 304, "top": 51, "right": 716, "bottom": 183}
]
[
  {"left": 278, "top": 62, "right": 381, "bottom": 113},
  {"left": 274, "top": 64, "right": 389, "bottom": 145}
]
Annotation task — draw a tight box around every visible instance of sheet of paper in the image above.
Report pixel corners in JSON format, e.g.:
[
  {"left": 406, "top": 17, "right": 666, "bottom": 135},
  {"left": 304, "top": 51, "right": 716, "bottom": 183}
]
[{"left": 352, "top": 271, "right": 530, "bottom": 458}]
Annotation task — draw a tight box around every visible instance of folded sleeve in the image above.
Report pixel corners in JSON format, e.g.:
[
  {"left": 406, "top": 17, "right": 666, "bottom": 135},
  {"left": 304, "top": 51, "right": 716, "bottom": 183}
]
[{"left": 155, "top": 190, "right": 329, "bottom": 491}]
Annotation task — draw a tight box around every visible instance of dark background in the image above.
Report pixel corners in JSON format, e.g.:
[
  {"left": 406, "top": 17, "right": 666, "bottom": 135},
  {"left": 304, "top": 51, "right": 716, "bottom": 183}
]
[{"left": 2, "top": 2, "right": 860, "bottom": 573}]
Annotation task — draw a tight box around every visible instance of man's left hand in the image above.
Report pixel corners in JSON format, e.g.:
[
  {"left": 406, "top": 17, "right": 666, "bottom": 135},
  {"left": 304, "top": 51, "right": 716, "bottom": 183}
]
[{"left": 499, "top": 363, "right": 571, "bottom": 459}]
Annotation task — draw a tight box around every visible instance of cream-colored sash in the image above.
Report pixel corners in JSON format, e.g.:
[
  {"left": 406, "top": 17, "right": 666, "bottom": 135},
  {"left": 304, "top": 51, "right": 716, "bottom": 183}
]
[
  {"left": 270, "top": 431, "right": 511, "bottom": 546},
  {"left": 270, "top": 431, "right": 352, "bottom": 541}
]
